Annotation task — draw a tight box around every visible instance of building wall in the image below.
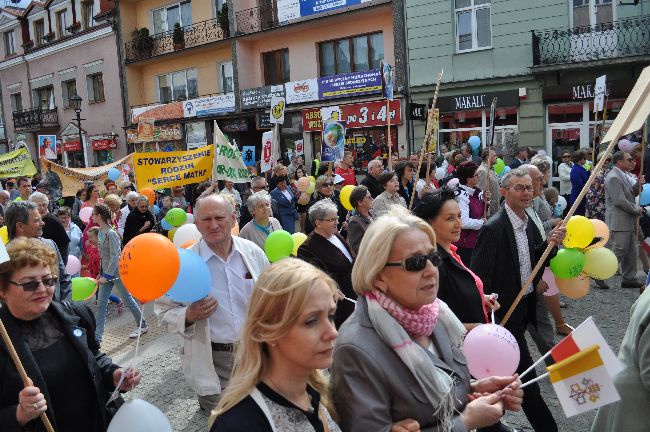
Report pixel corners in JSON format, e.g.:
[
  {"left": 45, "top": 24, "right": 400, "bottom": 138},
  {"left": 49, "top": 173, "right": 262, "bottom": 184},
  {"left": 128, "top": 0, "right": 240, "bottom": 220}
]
[{"left": 130, "top": 0, "right": 216, "bottom": 35}]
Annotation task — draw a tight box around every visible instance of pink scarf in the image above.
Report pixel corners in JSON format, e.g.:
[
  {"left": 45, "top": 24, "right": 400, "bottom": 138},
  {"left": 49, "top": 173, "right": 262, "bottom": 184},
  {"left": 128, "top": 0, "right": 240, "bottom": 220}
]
[{"left": 365, "top": 291, "right": 439, "bottom": 337}]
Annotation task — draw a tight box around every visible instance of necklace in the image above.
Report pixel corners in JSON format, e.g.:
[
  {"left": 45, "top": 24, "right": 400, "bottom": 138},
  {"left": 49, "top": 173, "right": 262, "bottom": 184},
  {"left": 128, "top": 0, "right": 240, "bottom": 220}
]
[{"left": 264, "top": 376, "right": 313, "bottom": 413}]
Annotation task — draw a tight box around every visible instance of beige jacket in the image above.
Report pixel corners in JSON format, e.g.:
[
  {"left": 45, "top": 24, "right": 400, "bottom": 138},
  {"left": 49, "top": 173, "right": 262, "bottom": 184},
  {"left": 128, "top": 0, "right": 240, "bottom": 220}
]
[{"left": 154, "top": 236, "right": 269, "bottom": 396}]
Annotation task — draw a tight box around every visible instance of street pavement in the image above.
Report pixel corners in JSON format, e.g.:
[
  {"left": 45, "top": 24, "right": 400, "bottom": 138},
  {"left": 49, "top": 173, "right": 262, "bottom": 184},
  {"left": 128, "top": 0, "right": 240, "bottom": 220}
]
[{"left": 95, "top": 271, "right": 644, "bottom": 432}]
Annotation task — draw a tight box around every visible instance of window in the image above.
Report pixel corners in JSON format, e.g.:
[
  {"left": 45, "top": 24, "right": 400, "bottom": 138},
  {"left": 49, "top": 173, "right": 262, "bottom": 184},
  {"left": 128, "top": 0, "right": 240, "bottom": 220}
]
[
  {"left": 56, "top": 9, "right": 70, "bottom": 37},
  {"left": 4, "top": 31, "right": 15, "bottom": 56},
  {"left": 82, "top": 2, "right": 95, "bottom": 29},
  {"left": 33, "top": 19, "right": 45, "bottom": 46},
  {"left": 152, "top": 1, "right": 192, "bottom": 34},
  {"left": 32, "top": 86, "right": 55, "bottom": 109},
  {"left": 455, "top": 0, "right": 491, "bottom": 52},
  {"left": 218, "top": 61, "right": 233, "bottom": 93},
  {"left": 262, "top": 49, "right": 290, "bottom": 85},
  {"left": 215, "top": 0, "right": 225, "bottom": 15},
  {"left": 10, "top": 92, "right": 22, "bottom": 113},
  {"left": 157, "top": 69, "right": 197, "bottom": 103},
  {"left": 61, "top": 79, "right": 77, "bottom": 108},
  {"left": 319, "top": 32, "right": 383, "bottom": 77},
  {"left": 86, "top": 73, "right": 105, "bottom": 103}
]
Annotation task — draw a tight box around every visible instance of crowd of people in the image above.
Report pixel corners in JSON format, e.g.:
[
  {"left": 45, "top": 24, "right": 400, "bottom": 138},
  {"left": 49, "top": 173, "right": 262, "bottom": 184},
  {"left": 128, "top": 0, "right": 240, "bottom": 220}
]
[{"left": 0, "top": 138, "right": 648, "bottom": 431}]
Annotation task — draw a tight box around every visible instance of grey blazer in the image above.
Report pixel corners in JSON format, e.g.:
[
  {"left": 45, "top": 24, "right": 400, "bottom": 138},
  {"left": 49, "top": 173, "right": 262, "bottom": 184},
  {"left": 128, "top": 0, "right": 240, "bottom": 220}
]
[
  {"left": 604, "top": 167, "right": 639, "bottom": 231},
  {"left": 98, "top": 227, "right": 122, "bottom": 278},
  {"left": 331, "top": 297, "right": 471, "bottom": 432},
  {"left": 40, "top": 237, "right": 71, "bottom": 302}
]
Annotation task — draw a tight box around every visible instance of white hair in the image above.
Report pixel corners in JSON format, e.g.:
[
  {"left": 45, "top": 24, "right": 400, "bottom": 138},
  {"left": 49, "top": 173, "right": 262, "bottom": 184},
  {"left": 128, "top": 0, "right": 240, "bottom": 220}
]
[
  {"left": 246, "top": 191, "right": 271, "bottom": 213},
  {"left": 125, "top": 191, "right": 139, "bottom": 201},
  {"left": 28, "top": 191, "right": 49, "bottom": 203}
]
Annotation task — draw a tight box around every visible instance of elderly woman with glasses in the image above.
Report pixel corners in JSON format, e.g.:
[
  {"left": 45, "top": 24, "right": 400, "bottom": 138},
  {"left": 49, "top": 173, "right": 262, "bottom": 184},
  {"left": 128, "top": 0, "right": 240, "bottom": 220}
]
[
  {"left": 0, "top": 238, "right": 141, "bottom": 431},
  {"left": 331, "top": 206, "right": 522, "bottom": 432},
  {"left": 239, "top": 191, "right": 283, "bottom": 250},
  {"left": 121, "top": 195, "right": 155, "bottom": 247},
  {"left": 298, "top": 199, "right": 356, "bottom": 328},
  {"left": 303, "top": 176, "right": 346, "bottom": 235},
  {"left": 370, "top": 171, "right": 406, "bottom": 218}
]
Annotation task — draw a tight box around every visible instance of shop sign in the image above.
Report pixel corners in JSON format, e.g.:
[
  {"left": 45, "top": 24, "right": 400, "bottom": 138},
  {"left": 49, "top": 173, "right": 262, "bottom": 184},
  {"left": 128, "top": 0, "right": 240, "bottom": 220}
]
[
  {"left": 318, "top": 69, "right": 382, "bottom": 100},
  {"left": 130, "top": 102, "right": 184, "bottom": 124},
  {"left": 241, "top": 85, "right": 285, "bottom": 110},
  {"left": 409, "top": 103, "right": 427, "bottom": 120},
  {"left": 257, "top": 113, "right": 273, "bottom": 130},
  {"left": 277, "top": 0, "right": 370, "bottom": 23},
  {"left": 221, "top": 119, "right": 249, "bottom": 133},
  {"left": 285, "top": 78, "right": 319, "bottom": 104},
  {"left": 436, "top": 90, "right": 520, "bottom": 112},
  {"left": 183, "top": 93, "right": 236, "bottom": 117},
  {"left": 542, "top": 79, "right": 628, "bottom": 102},
  {"left": 302, "top": 99, "right": 402, "bottom": 132},
  {"left": 63, "top": 140, "right": 81, "bottom": 152},
  {"left": 127, "top": 123, "right": 182, "bottom": 144},
  {"left": 571, "top": 82, "right": 610, "bottom": 101},
  {"left": 91, "top": 138, "right": 118, "bottom": 151}
]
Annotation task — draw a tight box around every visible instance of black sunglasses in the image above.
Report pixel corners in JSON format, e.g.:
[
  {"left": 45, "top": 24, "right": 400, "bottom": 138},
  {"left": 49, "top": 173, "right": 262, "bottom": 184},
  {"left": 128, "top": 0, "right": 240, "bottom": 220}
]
[
  {"left": 385, "top": 251, "right": 441, "bottom": 272},
  {"left": 321, "top": 182, "right": 334, "bottom": 187},
  {"left": 9, "top": 276, "right": 58, "bottom": 291}
]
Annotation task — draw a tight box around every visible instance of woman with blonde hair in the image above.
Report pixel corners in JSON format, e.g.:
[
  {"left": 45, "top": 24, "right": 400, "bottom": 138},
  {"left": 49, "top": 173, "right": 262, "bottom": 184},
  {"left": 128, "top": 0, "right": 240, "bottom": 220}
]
[{"left": 209, "top": 258, "right": 341, "bottom": 431}]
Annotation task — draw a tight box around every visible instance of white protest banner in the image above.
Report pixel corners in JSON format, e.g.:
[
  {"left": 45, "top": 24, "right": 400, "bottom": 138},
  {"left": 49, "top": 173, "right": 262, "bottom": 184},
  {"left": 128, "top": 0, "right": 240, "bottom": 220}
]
[
  {"left": 594, "top": 75, "right": 607, "bottom": 112},
  {"left": 285, "top": 78, "right": 319, "bottom": 104},
  {"left": 270, "top": 96, "right": 286, "bottom": 124},
  {"left": 261, "top": 131, "right": 274, "bottom": 173},
  {"left": 212, "top": 121, "right": 250, "bottom": 183}
]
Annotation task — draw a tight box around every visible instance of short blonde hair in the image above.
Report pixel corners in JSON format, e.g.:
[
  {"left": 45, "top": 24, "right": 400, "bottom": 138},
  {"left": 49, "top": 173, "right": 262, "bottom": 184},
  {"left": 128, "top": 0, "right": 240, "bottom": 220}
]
[
  {"left": 0, "top": 238, "right": 58, "bottom": 291},
  {"left": 103, "top": 193, "right": 122, "bottom": 210},
  {"left": 351, "top": 206, "right": 436, "bottom": 296}
]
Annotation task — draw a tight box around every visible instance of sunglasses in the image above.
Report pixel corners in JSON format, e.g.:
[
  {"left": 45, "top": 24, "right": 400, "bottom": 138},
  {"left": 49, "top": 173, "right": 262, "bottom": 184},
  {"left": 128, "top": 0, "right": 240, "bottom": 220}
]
[
  {"left": 9, "top": 276, "right": 58, "bottom": 291},
  {"left": 321, "top": 182, "right": 334, "bottom": 187},
  {"left": 385, "top": 251, "right": 441, "bottom": 272}
]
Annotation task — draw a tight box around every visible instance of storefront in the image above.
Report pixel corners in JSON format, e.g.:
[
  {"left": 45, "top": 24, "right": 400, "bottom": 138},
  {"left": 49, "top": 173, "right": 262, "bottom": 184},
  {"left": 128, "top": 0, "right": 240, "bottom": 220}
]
[
  {"left": 91, "top": 137, "right": 119, "bottom": 166},
  {"left": 126, "top": 122, "right": 184, "bottom": 152}
]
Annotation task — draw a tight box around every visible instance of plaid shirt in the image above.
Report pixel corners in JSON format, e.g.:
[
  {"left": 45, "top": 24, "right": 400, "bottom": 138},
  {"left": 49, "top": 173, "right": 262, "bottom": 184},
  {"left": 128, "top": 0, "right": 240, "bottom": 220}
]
[{"left": 505, "top": 203, "right": 533, "bottom": 294}]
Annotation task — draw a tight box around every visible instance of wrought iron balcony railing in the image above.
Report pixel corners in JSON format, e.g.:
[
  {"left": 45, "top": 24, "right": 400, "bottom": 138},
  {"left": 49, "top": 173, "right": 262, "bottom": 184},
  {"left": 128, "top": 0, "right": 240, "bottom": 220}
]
[
  {"left": 125, "top": 17, "right": 228, "bottom": 64},
  {"left": 12, "top": 108, "right": 59, "bottom": 131},
  {"left": 532, "top": 16, "right": 650, "bottom": 66},
  {"left": 235, "top": 1, "right": 280, "bottom": 35}
]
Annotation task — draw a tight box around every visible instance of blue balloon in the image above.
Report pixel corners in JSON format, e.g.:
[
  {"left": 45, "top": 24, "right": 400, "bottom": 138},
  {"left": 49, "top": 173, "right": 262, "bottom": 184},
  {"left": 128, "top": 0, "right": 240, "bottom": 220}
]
[
  {"left": 468, "top": 136, "right": 481, "bottom": 150},
  {"left": 161, "top": 218, "right": 172, "bottom": 230},
  {"left": 153, "top": 205, "right": 161, "bottom": 216},
  {"left": 107, "top": 168, "right": 120, "bottom": 181},
  {"left": 640, "top": 183, "right": 650, "bottom": 206},
  {"left": 166, "top": 249, "right": 211, "bottom": 303},
  {"left": 503, "top": 166, "right": 512, "bottom": 174}
]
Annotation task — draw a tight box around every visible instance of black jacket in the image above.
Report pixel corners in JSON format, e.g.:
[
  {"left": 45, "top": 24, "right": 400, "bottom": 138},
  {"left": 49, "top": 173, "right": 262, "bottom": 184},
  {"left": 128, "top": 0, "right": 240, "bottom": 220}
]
[
  {"left": 470, "top": 207, "right": 556, "bottom": 330},
  {"left": 122, "top": 209, "right": 155, "bottom": 247},
  {"left": 360, "top": 174, "right": 383, "bottom": 198},
  {"left": 0, "top": 302, "right": 121, "bottom": 431},
  {"left": 42, "top": 213, "right": 70, "bottom": 265}
]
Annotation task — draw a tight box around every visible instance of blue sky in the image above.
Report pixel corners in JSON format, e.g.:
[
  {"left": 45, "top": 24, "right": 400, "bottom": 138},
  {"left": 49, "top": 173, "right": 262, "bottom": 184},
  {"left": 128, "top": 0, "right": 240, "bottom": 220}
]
[{"left": 3, "top": 0, "right": 30, "bottom": 8}]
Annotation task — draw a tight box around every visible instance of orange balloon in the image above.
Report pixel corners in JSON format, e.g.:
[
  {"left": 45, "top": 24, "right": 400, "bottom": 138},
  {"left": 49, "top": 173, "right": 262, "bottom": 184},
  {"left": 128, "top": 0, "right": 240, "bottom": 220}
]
[
  {"left": 587, "top": 219, "right": 610, "bottom": 249},
  {"left": 140, "top": 187, "right": 156, "bottom": 205},
  {"left": 119, "top": 233, "right": 180, "bottom": 302},
  {"left": 181, "top": 239, "right": 197, "bottom": 249},
  {"left": 555, "top": 272, "right": 590, "bottom": 299}
]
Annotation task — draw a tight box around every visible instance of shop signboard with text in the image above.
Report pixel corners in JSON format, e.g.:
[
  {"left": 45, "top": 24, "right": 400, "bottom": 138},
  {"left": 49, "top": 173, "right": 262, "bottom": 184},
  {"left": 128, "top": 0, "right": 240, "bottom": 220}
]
[
  {"left": 302, "top": 99, "right": 402, "bottom": 132},
  {"left": 131, "top": 102, "right": 183, "bottom": 124},
  {"left": 278, "top": 0, "right": 372, "bottom": 23},
  {"left": 92, "top": 138, "right": 118, "bottom": 151},
  {"left": 318, "top": 69, "right": 382, "bottom": 100},
  {"left": 127, "top": 123, "right": 182, "bottom": 144},
  {"left": 183, "top": 94, "right": 236, "bottom": 117},
  {"left": 285, "top": 78, "right": 319, "bottom": 104},
  {"left": 241, "top": 85, "right": 286, "bottom": 110}
]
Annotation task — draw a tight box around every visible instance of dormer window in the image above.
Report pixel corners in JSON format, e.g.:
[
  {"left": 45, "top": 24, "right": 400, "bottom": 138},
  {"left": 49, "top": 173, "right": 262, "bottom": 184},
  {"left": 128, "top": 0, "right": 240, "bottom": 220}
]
[{"left": 33, "top": 19, "right": 45, "bottom": 46}]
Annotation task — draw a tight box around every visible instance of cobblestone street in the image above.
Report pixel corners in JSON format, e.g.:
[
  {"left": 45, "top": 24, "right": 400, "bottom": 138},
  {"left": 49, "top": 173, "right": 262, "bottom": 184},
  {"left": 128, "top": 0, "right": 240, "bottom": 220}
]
[{"left": 97, "top": 273, "right": 643, "bottom": 432}]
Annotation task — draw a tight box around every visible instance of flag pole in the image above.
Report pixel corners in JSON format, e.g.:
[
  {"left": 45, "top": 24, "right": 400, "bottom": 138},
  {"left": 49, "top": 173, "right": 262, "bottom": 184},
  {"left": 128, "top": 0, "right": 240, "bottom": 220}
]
[
  {"left": 387, "top": 99, "right": 392, "bottom": 171},
  {"left": 520, "top": 372, "right": 549, "bottom": 389}
]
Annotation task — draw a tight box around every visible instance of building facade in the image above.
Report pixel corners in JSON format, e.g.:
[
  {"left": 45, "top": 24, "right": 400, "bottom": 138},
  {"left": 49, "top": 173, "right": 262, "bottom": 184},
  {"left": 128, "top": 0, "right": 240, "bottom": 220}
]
[{"left": 0, "top": 0, "right": 127, "bottom": 168}]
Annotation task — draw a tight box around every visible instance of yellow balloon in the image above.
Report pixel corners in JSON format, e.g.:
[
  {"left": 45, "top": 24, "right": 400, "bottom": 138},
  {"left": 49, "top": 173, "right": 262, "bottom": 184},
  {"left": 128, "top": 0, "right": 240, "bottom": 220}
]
[
  {"left": 555, "top": 272, "right": 590, "bottom": 299},
  {"left": 306, "top": 180, "right": 316, "bottom": 195},
  {"left": 339, "top": 185, "right": 355, "bottom": 211},
  {"left": 583, "top": 247, "right": 618, "bottom": 280},
  {"left": 563, "top": 215, "right": 595, "bottom": 249},
  {"left": 0, "top": 226, "right": 8, "bottom": 245},
  {"left": 308, "top": 176, "right": 316, "bottom": 183},
  {"left": 168, "top": 227, "right": 177, "bottom": 240},
  {"left": 291, "top": 232, "right": 307, "bottom": 256}
]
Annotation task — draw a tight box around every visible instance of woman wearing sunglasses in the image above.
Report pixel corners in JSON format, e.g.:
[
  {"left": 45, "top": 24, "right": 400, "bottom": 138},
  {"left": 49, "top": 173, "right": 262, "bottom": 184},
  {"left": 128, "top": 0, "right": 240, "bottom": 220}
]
[
  {"left": 0, "top": 237, "right": 140, "bottom": 431},
  {"left": 331, "top": 206, "right": 523, "bottom": 432},
  {"left": 303, "top": 175, "right": 346, "bottom": 235}
]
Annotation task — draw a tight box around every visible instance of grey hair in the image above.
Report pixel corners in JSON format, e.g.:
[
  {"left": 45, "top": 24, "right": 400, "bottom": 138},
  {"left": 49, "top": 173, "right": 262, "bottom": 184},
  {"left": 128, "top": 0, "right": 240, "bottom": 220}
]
[
  {"left": 0, "top": 190, "right": 9, "bottom": 199},
  {"left": 367, "top": 159, "right": 383, "bottom": 170},
  {"left": 501, "top": 168, "right": 530, "bottom": 188},
  {"left": 28, "top": 191, "right": 49, "bottom": 203},
  {"left": 125, "top": 191, "right": 140, "bottom": 201},
  {"left": 308, "top": 199, "right": 338, "bottom": 224},
  {"left": 519, "top": 164, "right": 541, "bottom": 177},
  {"left": 135, "top": 195, "right": 150, "bottom": 206},
  {"left": 246, "top": 191, "right": 271, "bottom": 213},
  {"left": 194, "top": 194, "right": 235, "bottom": 218},
  {"left": 529, "top": 155, "right": 550, "bottom": 175},
  {"left": 5, "top": 201, "right": 37, "bottom": 239}
]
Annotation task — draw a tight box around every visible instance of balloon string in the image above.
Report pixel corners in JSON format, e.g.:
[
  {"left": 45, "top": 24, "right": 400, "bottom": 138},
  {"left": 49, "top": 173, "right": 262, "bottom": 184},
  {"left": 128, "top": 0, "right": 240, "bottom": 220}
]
[
  {"left": 219, "top": 304, "right": 243, "bottom": 323},
  {"left": 131, "top": 309, "right": 145, "bottom": 400}
]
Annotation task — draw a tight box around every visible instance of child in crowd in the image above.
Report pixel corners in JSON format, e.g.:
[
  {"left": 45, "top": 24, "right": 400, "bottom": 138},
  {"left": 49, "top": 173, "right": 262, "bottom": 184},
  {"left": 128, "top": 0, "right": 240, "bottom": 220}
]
[{"left": 85, "top": 226, "right": 124, "bottom": 315}]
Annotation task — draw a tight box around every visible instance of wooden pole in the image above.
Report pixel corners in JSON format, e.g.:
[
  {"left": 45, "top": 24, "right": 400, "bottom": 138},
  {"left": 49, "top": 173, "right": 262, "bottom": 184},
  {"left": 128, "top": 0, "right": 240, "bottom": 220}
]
[
  {"left": 387, "top": 99, "right": 392, "bottom": 171},
  {"left": 592, "top": 109, "right": 599, "bottom": 163},
  {"left": 500, "top": 80, "right": 650, "bottom": 327},
  {"left": 0, "top": 318, "right": 56, "bottom": 432}
]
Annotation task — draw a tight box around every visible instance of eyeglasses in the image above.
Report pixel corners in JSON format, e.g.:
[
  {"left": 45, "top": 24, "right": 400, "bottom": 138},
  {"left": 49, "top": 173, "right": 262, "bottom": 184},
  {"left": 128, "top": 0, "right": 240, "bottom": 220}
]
[
  {"left": 505, "top": 185, "right": 534, "bottom": 193},
  {"left": 385, "top": 251, "right": 441, "bottom": 272},
  {"left": 626, "top": 157, "right": 635, "bottom": 162},
  {"left": 319, "top": 217, "right": 338, "bottom": 223},
  {"left": 9, "top": 276, "right": 58, "bottom": 291},
  {"left": 562, "top": 155, "right": 570, "bottom": 158}
]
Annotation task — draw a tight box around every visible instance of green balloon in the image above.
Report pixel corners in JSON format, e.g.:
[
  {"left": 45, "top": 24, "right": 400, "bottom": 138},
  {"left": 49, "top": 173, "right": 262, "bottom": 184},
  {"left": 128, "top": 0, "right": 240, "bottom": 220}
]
[
  {"left": 494, "top": 158, "right": 506, "bottom": 175},
  {"left": 71, "top": 277, "right": 97, "bottom": 302},
  {"left": 550, "top": 248, "right": 586, "bottom": 280},
  {"left": 14, "top": 197, "right": 22, "bottom": 202},
  {"left": 264, "top": 230, "right": 294, "bottom": 263},
  {"left": 165, "top": 208, "right": 187, "bottom": 227}
]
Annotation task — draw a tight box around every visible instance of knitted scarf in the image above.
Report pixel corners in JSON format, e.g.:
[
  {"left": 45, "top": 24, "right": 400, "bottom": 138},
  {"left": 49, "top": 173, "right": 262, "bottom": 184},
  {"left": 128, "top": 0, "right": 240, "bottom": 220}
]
[{"left": 364, "top": 291, "right": 466, "bottom": 432}]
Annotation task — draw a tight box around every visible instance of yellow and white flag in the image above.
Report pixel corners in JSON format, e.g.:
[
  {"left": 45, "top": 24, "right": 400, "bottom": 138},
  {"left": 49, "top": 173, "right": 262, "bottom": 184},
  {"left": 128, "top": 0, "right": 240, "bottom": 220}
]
[{"left": 547, "top": 344, "right": 619, "bottom": 417}]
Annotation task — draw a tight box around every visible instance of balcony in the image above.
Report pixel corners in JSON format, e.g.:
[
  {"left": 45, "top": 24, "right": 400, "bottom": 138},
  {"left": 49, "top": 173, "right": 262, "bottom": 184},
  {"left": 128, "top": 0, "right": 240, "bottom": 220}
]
[
  {"left": 235, "top": 1, "right": 279, "bottom": 35},
  {"left": 124, "top": 17, "right": 229, "bottom": 64},
  {"left": 13, "top": 108, "right": 59, "bottom": 131},
  {"left": 532, "top": 16, "right": 650, "bottom": 68}
]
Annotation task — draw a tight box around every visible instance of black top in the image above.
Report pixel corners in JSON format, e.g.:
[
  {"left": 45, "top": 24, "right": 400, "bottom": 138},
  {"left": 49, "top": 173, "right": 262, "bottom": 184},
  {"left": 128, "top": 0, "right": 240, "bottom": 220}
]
[
  {"left": 42, "top": 213, "right": 70, "bottom": 264},
  {"left": 210, "top": 383, "right": 325, "bottom": 432},
  {"left": 122, "top": 208, "right": 155, "bottom": 247},
  {"left": 360, "top": 174, "right": 383, "bottom": 198}
]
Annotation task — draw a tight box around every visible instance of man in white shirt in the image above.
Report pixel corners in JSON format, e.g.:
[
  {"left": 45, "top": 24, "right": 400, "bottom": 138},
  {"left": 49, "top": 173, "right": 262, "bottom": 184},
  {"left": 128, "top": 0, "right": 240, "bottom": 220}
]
[{"left": 155, "top": 194, "right": 269, "bottom": 411}]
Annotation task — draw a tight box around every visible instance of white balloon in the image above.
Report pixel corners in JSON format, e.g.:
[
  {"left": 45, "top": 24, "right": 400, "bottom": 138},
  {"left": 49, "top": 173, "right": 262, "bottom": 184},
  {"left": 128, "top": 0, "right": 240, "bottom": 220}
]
[
  {"left": 435, "top": 167, "right": 446, "bottom": 180},
  {"left": 107, "top": 399, "right": 172, "bottom": 432},
  {"left": 557, "top": 195, "right": 567, "bottom": 211},
  {"left": 447, "top": 178, "right": 459, "bottom": 188},
  {"left": 172, "top": 223, "right": 201, "bottom": 247},
  {"left": 618, "top": 139, "right": 636, "bottom": 152},
  {"left": 184, "top": 213, "right": 195, "bottom": 224}
]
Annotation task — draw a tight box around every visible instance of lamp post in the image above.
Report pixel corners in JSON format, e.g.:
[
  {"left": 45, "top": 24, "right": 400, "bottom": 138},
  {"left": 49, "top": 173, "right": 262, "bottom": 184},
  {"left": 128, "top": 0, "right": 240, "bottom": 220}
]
[{"left": 69, "top": 94, "right": 87, "bottom": 167}]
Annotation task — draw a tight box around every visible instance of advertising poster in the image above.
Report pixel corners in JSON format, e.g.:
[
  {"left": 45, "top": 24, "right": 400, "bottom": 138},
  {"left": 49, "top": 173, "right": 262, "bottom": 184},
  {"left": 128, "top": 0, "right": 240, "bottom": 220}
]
[
  {"left": 382, "top": 61, "right": 394, "bottom": 101},
  {"left": 183, "top": 94, "right": 236, "bottom": 117},
  {"left": 295, "top": 139, "right": 304, "bottom": 155},
  {"left": 321, "top": 120, "right": 346, "bottom": 162},
  {"left": 318, "top": 69, "right": 382, "bottom": 100},
  {"left": 270, "top": 96, "right": 286, "bottom": 124},
  {"left": 38, "top": 135, "right": 57, "bottom": 160},
  {"left": 285, "top": 78, "right": 319, "bottom": 104},
  {"left": 137, "top": 117, "right": 156, "bottom": 142},
  {"left": 242, "top": 146, "right": 256, "bottom": 166},
  {"left": 300, "top": 0, "right": 371, "bottom": 18}
]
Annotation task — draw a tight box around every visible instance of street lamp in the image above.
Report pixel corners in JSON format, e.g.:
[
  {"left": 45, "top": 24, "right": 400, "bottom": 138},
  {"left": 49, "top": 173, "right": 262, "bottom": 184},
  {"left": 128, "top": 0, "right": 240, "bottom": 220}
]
[{"left": 69, "top": 94, "right": 86, "bottom": 167}]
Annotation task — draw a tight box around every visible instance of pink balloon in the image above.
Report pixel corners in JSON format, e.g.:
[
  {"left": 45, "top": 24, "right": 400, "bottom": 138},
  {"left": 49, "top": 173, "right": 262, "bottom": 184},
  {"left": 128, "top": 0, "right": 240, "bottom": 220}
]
[
  {"left": 79, "top": 207, "right": 93, "bottom": 223},
  {"left": 618, "top": 139, "right": 635, "bottom": 152},
  {"left": 447, "top": 178, "right": 459, "bottom": 188},
  {"left": 66, "top": 255, "right": 81, "bottom": 275},
  {"left": 463, "top": 324, "right": 520, "bottom": 379},
  {"left": 542, "top": 267, "right": 560, "bottom": 297},
  {"left": 297, "top": 176, "right": 310, "bottom": 192}
]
